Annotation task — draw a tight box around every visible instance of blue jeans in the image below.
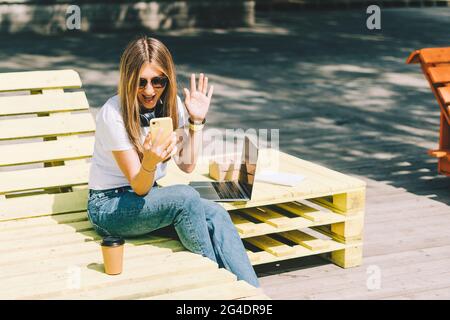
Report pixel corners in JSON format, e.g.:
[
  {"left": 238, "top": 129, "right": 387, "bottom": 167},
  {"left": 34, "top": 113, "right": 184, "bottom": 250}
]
[{"left": 87, "top": 184, "right": 259, "bottom": 288}]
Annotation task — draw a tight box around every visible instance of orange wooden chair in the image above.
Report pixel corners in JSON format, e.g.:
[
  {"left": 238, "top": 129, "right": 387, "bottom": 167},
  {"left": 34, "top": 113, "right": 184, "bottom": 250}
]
[{"left": 407, "top": 47, "right": 450, "bottom": 176}]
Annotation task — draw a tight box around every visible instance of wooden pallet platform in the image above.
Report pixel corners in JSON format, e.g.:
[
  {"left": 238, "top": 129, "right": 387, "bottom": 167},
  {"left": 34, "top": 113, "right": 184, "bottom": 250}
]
[
  {"left": 159, "top": 147, "right": 366, "bottom": 269},
  {"left": 0, "top": 69, "right": 267, "bottom": 300}
]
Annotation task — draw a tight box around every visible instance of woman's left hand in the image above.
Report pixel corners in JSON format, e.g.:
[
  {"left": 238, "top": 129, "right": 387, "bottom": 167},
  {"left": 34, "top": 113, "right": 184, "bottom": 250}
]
[{"left": 183, "top": 73, "right": 214, "bottom": 122}]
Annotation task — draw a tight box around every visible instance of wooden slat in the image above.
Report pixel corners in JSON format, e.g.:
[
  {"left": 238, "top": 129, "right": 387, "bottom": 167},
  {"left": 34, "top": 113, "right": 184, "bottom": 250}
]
[
  {"left": 0, "top": 69, "right": 81, "bottom": 92},
  {"left": 229, "top": 212, "right": 257, "bottom": 234},
  {"left": 0, "top": 137, "right": 94, "bottom": 167},
  {"left": 1, "top": 230, "right": 98, "bottom": 253},
  {"left": 1, "top": 233, "right": 180, "bottom": 265},
  {"left": 438, "top": 86, "right": 450, "bottom": 105},
  {"left": 275, "top": 202, "right": 330, "bottom": 222},
  {"left": 240, "top": 207, "right": 294, "bottom": 228},
  {"left": 428, "top": 149, "right": 450, "bottom": 159},
  {"left": 311, "top": 188, "right": 365, "bottom": 216},
  {"left": 55, "top": 136, "right": 91, "bottom": 166},
  {"left": 0, "top": 191, "right": 88, "bottom": 221},
  {"left": 240, "top": 219, "right": 348, "bottom": 240},
  {"left": 0, "top": 163, "right": 90, "bottom": 194},
  {"left": 0, "top": 211, "right": 87, "bottom": 230},
  {"left": 142, "top": 280, "right": 264, "bottom": 300},
  {"left": 232, "top": 200, "right": 349, "bottom": 239},
  {"left": 278, "top": 230, "right": 331, "bottom": 251},
  {"left": 1, "top": 228, "right": 180, "bottom": 258},
  {"left": 333, "top": 189, "right": 366, "bottom": 214},
  {"left": 406, "top": 50, "right": 420, "bottom": 64},
  {"left": 0, "top": 91, "right": 89, "bottom": 116},
  {"left": 0, "top": 112, "right": 95, "bottom": 141},
  {"left": 1, "top": 235, "right": 178, "bottom": 266},
  {"left": 428, "top": 66, "right": 450, "bottom": 84},
  {"left": 247, "top": 250, "right": 261, "bottom": 264},
  {"left": 234, "top": 210, "right": 346, "bottom": 239},
  {"left": 245, "top": 235, "right": 296, "bottom": 257},
  {"left": 251, "top": 240, "right": 353, "bottom": 266},
  {"left": 420, "top": 47, "right": 450, "bottom": 64},
  {"left": 0, "top": 220, "right": 93, "bottom": 241},
  {"left": 311, "top": 223, "right": 357, "bottom": 244}
]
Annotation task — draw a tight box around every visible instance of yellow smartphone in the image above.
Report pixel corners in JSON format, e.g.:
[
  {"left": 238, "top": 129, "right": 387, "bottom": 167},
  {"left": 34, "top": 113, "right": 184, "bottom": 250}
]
[{"left": 150, "top": 117, "right": 173, "bottom": 145}]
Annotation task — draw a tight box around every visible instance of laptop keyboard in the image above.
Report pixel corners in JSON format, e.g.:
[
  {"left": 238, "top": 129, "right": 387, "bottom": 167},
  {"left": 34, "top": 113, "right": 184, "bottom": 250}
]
[{"left": 212, "top": 181, "right": 244, "bottom": 199}]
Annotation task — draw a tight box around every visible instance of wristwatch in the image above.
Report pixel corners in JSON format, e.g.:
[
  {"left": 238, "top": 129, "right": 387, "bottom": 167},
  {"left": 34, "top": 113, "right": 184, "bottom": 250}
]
[{"left": 188, "top": 118, "right": 206, "bottom": 131}]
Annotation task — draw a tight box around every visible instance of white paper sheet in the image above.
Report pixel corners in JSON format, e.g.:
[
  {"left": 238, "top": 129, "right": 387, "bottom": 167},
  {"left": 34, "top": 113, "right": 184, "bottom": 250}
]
[{"left": 255, "top": 170, "right": 305, "bottom": 187}]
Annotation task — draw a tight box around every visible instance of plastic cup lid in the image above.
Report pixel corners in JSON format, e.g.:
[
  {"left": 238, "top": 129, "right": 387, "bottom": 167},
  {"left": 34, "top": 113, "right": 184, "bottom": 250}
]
[{"left": 101, "top": 236, "right": 125, "bottom": 247}]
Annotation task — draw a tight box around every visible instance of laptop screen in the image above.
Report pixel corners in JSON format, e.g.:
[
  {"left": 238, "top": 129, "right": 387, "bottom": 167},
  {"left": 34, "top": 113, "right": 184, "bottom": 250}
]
[{"left": 238, "top": 136, "right": 258, "bottom": 198}]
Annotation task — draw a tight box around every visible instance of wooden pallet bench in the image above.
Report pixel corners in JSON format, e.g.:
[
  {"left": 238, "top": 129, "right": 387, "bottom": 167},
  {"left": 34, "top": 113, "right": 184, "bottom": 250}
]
[
  {"left": 407, "top": 47, "right": 450, "bottom": 175},
  {"left": 159, "top": 148, "right": 366, "bottom": 269},
  {"left": 0, "top": 69, "right": 267, "bottom": 300}
]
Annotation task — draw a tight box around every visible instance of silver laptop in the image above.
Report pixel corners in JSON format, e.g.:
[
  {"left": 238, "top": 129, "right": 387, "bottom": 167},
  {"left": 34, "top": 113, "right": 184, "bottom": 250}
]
[{"left": 189, "top": 136, "right": 258, "bottom": 202}]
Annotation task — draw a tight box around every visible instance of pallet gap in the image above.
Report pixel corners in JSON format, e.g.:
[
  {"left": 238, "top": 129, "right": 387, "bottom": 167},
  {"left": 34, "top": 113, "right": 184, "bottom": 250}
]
[
  {"left": 268, "top": 233, "right": 298, "bottom": 247},
  {"left": 242, "top": 240, "right": 264, "bottom": 253},
  {"left": 265, "top": 204, "right": 299, "bottom": 218},
  {"left": 234, "top": 211, "right": 266, "bottom": 224}
]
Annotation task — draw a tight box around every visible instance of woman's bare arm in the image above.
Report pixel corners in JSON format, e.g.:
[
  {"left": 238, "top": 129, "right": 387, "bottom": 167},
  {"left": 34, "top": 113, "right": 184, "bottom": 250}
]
[
  {"left": 174, "top": 73, "right": 213, "bottom": 173},
  {"left": 173, "top": 126, "right": 201, "bottom": 173},
  {"left": 112, "top": 130, "right": 176, "bottom": 196},
  {"left": 112, "top": 149, "right": 156, "bottom": 196}
]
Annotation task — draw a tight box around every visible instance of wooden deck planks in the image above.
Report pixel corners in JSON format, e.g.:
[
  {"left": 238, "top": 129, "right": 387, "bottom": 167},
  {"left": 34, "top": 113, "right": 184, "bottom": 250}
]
[{"left": 258, "top": 179, "right": 450, "bottom": 299}]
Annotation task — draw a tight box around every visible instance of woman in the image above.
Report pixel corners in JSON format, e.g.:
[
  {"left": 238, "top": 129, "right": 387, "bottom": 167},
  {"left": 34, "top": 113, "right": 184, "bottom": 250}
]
[{"left": 87, "top": 36, "right": 259, "bottom": 288}]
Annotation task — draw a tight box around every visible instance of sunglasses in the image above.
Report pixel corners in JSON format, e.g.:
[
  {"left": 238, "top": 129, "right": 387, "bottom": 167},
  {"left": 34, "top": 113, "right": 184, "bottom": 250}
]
[{"left": 139, "top": 76, "right": 168, "bottom": 89}]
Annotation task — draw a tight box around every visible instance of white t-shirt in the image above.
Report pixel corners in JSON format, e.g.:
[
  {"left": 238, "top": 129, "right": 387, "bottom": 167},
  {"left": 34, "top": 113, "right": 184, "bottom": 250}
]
[{"left": 88, "top": 94, "right": 188, "bottom": 190}]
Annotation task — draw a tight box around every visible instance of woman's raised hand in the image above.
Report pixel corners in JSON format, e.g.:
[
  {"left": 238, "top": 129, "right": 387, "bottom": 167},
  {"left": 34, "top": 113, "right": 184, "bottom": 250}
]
[
  {"left": 183, "top": 73, "right": 214, "bottom": 122},
  {"left": 142, "top": 128, "right": 177, "bottom": 170}
]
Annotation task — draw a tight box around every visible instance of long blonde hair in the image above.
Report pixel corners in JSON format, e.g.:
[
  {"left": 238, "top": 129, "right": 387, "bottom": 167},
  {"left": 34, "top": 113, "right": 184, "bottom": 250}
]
[{"left": 118, "top": 36, "right": 178, "bottom": 160}]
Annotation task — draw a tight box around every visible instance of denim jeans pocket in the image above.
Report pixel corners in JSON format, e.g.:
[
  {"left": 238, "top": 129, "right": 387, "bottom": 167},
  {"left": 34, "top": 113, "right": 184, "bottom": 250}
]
[
  {"left": 87, "top": 203, "right": 111, "bottom": 237},
  {"left": 88, "top": 191, "right": 110, "bottom": 210},
  {"left": 87, "top": 193, "right": 106, "bottom": 222}
]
